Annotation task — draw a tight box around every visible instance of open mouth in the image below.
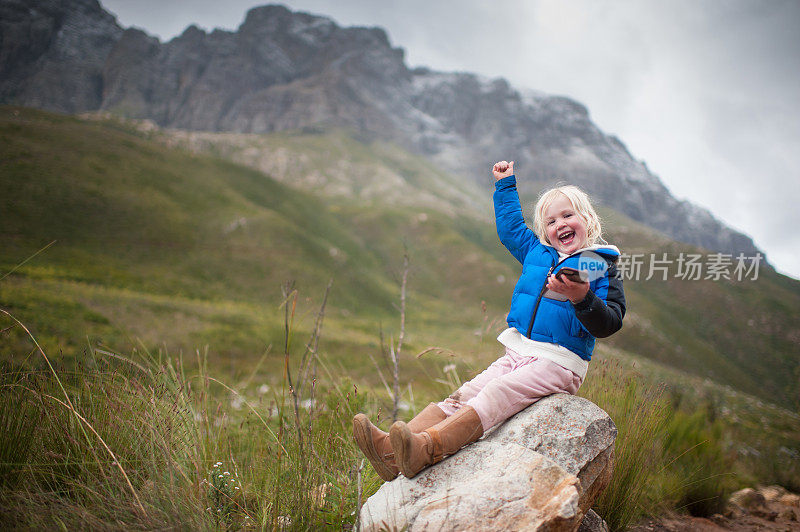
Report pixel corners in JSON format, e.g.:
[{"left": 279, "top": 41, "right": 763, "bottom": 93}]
[{"left": 558, "top": 230, "right": 575, "bottom": 246}]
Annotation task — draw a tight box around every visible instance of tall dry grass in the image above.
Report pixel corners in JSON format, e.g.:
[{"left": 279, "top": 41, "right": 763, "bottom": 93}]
[
  {"left": 0, "top": 300, "right": 375, "bottom": 530},
  {"left": 579, "top": 359, "right": 671, "bottom": 530}
]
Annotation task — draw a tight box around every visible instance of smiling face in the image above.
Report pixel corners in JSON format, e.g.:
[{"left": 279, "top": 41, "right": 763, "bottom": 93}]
[{"left": 543, "top": 193, "right": 589, "bottom": 255}]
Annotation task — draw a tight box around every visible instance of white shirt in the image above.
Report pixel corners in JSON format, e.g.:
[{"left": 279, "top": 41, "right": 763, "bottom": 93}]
[{"left": 497, "top": 328, "right": 588, "bottom": 380}]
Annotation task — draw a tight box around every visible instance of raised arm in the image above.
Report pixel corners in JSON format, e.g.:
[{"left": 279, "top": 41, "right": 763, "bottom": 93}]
[{"left": 492, "top": 161, "right": 539, "bottom": 264}]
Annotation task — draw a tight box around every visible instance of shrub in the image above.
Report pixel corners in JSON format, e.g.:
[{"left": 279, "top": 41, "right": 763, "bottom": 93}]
[{"left": 661, "top": 407, "right": 736, "bottom": 516}]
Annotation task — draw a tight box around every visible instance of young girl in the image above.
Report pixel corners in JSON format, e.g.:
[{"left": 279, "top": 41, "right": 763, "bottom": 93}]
[{"left": 353, "top": 160, "right": 626, "bottom": 480}]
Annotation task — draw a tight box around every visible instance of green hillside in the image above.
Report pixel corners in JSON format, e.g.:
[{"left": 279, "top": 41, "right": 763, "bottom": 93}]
[
  {"left": 1, "top": 106, "right": 798, "bottom": 411},
  {"left": 0, "top": 107, "right": 516, "bottom": 383}
]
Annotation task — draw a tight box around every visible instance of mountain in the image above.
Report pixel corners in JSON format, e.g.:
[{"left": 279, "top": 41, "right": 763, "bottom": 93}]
[
  {"left": 0, "top": 0, "right": 760, "bottom": 259},
  {"left": 0, "top": 0, "right": 122, "bottom": 111}
]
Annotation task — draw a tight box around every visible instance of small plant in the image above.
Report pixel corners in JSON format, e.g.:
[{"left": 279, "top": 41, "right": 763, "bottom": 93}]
[
  {"left": 661, "top": 405, "right": 736, "bottom": 516},
  {"left": 205, "top": 461, "right": 244, "bottom": 526}
]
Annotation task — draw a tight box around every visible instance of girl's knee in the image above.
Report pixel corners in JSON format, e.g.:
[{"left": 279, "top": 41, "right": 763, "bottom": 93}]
[{"left": 568, "top": 374, "right": 583, "bottom": 394}]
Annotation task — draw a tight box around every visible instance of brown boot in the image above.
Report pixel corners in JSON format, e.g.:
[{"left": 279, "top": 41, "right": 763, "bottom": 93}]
[
  {"left": 390, "top": 405, "right": 483, "bottom": 479},
  {"left": 352, "top": 403, "right": 446, "bottom": 481}
]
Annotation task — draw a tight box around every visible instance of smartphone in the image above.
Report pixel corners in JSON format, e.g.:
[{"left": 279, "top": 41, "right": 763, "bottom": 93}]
[{"left": 556, "top": 267, "right": 588, "bottom": 283}]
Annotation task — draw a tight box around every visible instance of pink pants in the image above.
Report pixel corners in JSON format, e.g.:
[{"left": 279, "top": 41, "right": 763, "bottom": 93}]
[{"left": 437, "top": 347, "right": 583, "bottom": 431}]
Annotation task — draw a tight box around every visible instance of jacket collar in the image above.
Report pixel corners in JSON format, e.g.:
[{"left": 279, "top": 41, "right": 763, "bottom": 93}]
[{"left": 542, "top": 243, "right": 621, "bottom": 263}]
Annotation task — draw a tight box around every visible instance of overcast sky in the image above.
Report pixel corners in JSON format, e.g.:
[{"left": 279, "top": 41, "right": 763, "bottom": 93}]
[{"left": 100, "top": 0, "right": 800, "bottom": 279}]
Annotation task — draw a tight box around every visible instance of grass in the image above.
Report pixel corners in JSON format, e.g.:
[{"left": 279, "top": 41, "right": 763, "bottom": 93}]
[
  {"left": 583, "top": 347, "right": 800, "bottom": 529},
  {"left": 660, "top": 405, "right": 735, "bottom": 516},
  {"left": 579, "top": 359, "right": 671, "bottom": 529},
  {"left": 579, "top": 358, "right": 745, "bottom": 529},
  {"left": 2, "top": 294, "right": 798, "bottom": 530},
  {"left": 2, "top": 105, "right": 800, "bottom": 528},
  {"left": 0, "top": 302, "right": 375, "bottom": 530}
]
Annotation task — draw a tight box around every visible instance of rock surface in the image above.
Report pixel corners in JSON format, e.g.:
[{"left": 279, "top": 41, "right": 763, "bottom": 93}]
[
  {"left": 727, "top": 488, "right": 778, "bottom": 521},
  {"left": 630, "top": 485, "right": 800, "bottom": 532},
  {"left": 578, "top": 509, "right": 610, "bottom": 532},
  {"left": 0, "top": 0, "right": 123, "bottom": 112},
  {"left": 358, "top": 394, "right": 616, "bottom": 532},
  {"left": 0, "top": 0, "right": 760, "bottom": 259}
]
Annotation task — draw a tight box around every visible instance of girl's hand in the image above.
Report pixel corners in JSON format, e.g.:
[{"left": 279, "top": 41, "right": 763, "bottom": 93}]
[
  {"left": 546, "top": 274, "right": 590, "bottom": 304},
  {"left": 492, "top": 160, "right": 514, "bottom": 181}
]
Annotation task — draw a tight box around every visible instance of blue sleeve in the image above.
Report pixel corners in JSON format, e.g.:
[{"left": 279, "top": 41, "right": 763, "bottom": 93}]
[{"left": 493, "top": 175, "right": 539, "bottom": 264}]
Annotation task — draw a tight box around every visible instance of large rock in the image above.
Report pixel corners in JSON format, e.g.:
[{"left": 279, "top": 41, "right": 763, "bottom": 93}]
[{"left": 358, "top": 394, "right": 616, "bottom": 532}]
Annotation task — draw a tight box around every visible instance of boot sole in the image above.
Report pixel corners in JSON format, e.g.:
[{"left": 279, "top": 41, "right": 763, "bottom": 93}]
[
  {"left": 353, "top": 414, "right": 397, "bottom": 482},
  {"left": 389, "top": 421, "right": 417, "bottom": 478}
]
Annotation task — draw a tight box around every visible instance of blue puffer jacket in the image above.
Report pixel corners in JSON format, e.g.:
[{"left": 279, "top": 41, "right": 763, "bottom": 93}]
[{"left": 494, "top": 175, "right": 626, "bottom": 360}]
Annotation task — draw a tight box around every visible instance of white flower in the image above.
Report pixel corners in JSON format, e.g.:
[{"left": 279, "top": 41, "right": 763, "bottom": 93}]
[
  {"left": 224, "top": 471, "right": 230, "bottom": 475},
  {"left": 231, "top": 395, "right": 245, "bottom": 410}
]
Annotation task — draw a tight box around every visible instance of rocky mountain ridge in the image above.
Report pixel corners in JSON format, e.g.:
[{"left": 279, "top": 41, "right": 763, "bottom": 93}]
[{"left": 0, "top": 0, "right": 760, "bottom": 258}]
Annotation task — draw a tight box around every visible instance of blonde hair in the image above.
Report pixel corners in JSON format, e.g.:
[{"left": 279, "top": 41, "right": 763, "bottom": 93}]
[{"left": 533, "top": 185, "right": 603, "bottom": 247}]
